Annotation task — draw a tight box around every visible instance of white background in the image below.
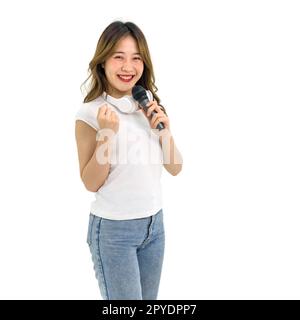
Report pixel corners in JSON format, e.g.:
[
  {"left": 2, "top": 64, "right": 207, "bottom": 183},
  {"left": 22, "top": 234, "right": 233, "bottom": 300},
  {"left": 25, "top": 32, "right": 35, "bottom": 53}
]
[{"left": 0, "top": 0, "right": 299, "bottom": 299}]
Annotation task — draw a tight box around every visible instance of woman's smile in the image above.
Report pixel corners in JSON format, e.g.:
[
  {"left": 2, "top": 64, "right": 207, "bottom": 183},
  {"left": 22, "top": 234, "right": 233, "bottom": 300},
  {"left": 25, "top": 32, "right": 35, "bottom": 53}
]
[{"left": 117, "top": 74, "right": 135, "bottom": 82}]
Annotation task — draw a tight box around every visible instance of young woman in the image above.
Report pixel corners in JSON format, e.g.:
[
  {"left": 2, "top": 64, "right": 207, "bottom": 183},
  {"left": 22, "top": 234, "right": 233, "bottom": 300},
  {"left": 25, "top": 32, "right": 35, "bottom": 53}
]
[{"left": 75, "top": 21, "right": 183, "bottom": 300}]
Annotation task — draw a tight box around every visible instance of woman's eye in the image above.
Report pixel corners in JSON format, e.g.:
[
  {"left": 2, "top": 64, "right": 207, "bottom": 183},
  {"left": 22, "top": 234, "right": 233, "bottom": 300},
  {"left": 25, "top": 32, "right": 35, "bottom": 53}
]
[{"left": 113, "top": 55, "right": 141, "bottom": 61}]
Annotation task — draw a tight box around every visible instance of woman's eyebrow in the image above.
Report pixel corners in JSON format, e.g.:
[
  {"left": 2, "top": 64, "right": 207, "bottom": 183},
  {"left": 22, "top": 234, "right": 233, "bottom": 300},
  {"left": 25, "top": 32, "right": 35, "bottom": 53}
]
[{"left": 112, "top": 51, "right": 141, "bottom": 55}]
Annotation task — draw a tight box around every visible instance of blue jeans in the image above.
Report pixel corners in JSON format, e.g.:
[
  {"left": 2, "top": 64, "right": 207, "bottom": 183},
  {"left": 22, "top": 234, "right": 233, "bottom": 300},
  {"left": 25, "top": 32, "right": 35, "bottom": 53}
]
[{"left": 87, "top": 208, "right": 165, "bottom": 300}]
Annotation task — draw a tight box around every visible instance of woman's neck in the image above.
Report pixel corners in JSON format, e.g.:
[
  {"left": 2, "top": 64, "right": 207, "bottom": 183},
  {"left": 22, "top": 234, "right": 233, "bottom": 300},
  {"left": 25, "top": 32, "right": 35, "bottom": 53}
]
[{"left": 106, "top": 87, "right": 131, "bottom": 98}]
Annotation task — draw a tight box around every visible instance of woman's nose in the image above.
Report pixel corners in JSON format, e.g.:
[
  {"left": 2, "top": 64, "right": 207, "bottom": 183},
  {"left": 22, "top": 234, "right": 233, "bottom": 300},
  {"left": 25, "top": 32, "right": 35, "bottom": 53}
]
[{"left": 121, "top": 60, "right": 134, "bottom": 71}]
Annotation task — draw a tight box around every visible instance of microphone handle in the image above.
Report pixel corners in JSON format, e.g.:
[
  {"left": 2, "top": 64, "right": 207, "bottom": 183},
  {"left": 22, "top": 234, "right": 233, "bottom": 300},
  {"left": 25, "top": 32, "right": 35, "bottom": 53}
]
[
  {"left": 150, "top": 110, "right": 165, "bottom": 131},
  {"left": 139, "top": 99, "right": 165, "bottom": 131}
]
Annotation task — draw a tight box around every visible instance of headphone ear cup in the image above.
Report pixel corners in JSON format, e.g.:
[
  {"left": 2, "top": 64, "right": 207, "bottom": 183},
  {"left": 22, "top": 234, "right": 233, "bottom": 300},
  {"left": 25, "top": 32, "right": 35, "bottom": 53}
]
[
  {"left": 119, "top": 97, "right": 136, "bottom": 113},
  {"left": 146, "top": 90, "right": 153, "bottom": 101},
  {"left": 105, "top": 94, "right": 139, "bottom": 113}
]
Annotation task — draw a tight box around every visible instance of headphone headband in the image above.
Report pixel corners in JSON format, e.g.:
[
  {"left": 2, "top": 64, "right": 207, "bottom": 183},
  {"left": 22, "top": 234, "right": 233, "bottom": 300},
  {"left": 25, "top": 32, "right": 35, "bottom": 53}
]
[{"left": 103, "top": 90, "right": 153, "bottom": 114}]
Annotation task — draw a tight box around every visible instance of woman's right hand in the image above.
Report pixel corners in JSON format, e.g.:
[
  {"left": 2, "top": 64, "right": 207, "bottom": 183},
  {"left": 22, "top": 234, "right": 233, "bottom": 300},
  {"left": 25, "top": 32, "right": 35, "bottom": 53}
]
[{"left": 97, "top": 104, "right": 119, "bottom": 134}]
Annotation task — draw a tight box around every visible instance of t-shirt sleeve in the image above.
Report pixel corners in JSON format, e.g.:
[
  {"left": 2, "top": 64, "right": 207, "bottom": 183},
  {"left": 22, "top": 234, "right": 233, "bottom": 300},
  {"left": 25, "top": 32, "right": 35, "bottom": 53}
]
[{"left": 74, "top": 103, "right": 100, "bottom": 131}]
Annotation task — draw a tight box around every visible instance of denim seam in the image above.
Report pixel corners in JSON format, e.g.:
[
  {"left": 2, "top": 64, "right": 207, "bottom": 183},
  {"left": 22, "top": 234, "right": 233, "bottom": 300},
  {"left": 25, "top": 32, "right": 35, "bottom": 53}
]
[
  {"left": 138, "top": 216, "right": 155, "bottom": 248},
  {"left": 95, "top": 218, "right": 109, "bottom": 300},
  {"left": 88, "top": 214, "right": 95, "bottom": 245}
]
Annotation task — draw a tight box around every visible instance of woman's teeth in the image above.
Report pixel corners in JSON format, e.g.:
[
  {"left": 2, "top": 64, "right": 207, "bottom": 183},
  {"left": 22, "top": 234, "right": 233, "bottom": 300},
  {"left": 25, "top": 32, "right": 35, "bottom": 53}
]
[{"left": 118, "top": 75, "right": 134, "bottom": 82}]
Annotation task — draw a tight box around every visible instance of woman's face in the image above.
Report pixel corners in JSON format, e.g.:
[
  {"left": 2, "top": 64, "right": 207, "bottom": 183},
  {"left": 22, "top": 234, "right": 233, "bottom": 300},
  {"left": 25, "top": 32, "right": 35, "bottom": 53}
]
[{"left": 103, "top": 35, "right": 144, "bottom": 98}]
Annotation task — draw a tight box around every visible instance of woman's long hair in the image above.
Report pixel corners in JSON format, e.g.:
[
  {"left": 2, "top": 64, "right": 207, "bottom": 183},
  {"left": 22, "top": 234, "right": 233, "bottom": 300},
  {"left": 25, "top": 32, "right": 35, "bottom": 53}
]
[{"left": 80, "top": 21, "right": 167, "bottom": 114}]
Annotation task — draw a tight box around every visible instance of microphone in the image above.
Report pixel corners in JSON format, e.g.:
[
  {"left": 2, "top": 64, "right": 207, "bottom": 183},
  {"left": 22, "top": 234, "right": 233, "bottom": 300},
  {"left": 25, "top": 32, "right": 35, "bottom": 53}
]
[{"left": 132, "top": 85, "right": 165, "bottom": 131}]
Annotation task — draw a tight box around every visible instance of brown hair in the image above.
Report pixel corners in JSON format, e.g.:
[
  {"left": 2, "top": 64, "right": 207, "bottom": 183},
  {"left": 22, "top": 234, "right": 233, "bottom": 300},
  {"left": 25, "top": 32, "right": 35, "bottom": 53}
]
[{"left": 80, "top": 21, "right": 167, "bottom": 114}]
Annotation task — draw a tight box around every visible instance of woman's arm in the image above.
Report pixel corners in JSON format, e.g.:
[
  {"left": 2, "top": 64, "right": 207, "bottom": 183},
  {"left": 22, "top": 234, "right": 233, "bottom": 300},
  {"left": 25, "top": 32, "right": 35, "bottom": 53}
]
[
  {"left": 75, "top": 120, "right": 112, "bottom": 192},
  {"left": 139, "top": 100, "right": 183, "bottom": 176},
  {"left": 159, "top": 130, "right": 183, "bottom": 176}
]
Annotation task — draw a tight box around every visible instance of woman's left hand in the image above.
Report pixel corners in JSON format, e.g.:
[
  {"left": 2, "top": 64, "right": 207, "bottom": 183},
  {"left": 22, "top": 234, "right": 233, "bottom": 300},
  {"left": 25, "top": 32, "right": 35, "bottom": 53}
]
[{"left": 140, "top": 99, "right": 170, "bottom": 134}]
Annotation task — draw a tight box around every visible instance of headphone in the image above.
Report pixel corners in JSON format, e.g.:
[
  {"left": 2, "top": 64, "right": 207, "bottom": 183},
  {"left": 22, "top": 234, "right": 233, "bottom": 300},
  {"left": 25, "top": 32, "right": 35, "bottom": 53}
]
[{"left": 103, "top": 90, "right": 153, "bottom": 114}]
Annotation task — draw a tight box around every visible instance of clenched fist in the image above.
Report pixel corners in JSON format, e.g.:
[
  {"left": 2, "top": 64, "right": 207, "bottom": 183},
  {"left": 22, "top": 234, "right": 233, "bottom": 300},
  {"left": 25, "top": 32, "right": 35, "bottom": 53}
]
[{"left": 97, "top": 104, "right": 119, "bottom": 134}]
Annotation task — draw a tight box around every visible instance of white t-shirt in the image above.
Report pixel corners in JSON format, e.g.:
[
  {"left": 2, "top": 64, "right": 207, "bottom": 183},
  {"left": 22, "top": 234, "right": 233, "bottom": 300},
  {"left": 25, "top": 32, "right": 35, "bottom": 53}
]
[{"left": 75, "top": 92, "right": 164, "bottom": 220}]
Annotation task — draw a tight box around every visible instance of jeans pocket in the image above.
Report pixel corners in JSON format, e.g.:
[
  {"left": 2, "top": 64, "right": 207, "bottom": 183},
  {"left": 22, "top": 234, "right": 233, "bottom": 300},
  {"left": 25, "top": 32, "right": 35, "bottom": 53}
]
[{"left": 87, "top": 213, "right": 95, "bottom": 246}]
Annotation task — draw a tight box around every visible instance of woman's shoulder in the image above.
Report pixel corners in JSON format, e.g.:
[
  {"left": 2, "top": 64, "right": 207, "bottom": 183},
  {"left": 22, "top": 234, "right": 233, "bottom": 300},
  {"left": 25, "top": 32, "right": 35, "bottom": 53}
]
[
  {"left": 82, "top": 95, "right": 106, "bottom": 110},
  {"left": 75, "top": 95, "right": 106, "bottom": 131}
]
